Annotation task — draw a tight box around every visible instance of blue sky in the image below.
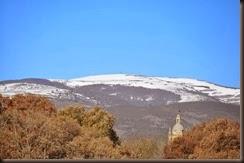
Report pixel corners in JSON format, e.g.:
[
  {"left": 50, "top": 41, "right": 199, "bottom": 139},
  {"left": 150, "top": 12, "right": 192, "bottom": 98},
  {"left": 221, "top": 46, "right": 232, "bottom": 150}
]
[{"left": 0, "top": 0, "right": 240, "bottom": 87}]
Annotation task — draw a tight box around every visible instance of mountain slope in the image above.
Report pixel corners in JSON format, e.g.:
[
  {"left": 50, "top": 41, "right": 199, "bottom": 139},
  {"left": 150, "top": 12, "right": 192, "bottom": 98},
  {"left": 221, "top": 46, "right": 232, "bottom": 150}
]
[
  {"left": 0, "top": 74, "right": 240, "bottom": 138},
  {"left": 60, "top": 74, "right": 240, "bottom": 105},
  {"left": 0, "top": 74, "right": 240, "bottom": 105}
]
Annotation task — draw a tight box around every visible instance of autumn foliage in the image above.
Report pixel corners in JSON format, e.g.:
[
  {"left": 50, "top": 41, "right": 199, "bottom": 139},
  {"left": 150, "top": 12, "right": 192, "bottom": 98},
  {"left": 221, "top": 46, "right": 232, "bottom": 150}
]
[
  {"left": 58, "top": 106, "right": 120, "bottom": 145},
  {"left": 0, "top": 94, "right": 159, "bottom": 159},
  {"left": 0, "top": 93, "right": 56, "bottom": 115},
  {"left": 163, "top": 118, "right": 240, "bottom": 159},
  {"left": 0, "top": 94, "right": 240, "bottom": 159}
]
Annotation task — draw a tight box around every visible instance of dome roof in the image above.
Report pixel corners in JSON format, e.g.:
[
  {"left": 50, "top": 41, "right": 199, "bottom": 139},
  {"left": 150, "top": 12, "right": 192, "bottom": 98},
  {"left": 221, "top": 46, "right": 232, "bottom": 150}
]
[{"left": 172, "top": 123, "right": 184, "bottom": 134}]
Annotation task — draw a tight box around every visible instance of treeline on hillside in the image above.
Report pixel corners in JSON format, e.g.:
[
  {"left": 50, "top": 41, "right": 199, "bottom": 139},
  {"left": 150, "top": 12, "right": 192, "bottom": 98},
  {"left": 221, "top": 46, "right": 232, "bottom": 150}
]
[
  {"left": 0, "top": 94, "right": 240, "bottom": 159},
  {"left": 0, "top": 94, "right": 159, "bottom": 159}
]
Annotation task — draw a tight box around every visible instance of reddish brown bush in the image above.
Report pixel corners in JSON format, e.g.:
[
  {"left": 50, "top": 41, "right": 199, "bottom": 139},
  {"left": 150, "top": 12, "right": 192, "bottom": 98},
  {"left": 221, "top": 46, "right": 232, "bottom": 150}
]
[
  {"left": 0, "top": 94, "right": 11, "bottom": 113},
  {"left": 58, "top": 106, "right": 120, "bottom": 145},
  {"left": 163, "top": 118, "right": 240, "bottom": 159},
  {"left": 0, "top": 93, "right": 163, "bottom": 159},
  {"left": 66, "top": 127, "right": 121, "bottom": 159},
  {"left": 0, "top": 94, "right": 56, "bottom": 115},
  {"left": 0, "top": 109, "right": 49, "bottom": 159},
  {"left": 58, "top": 106, "right": 86, "bottom": 125},
  {"left": 119, "top": 137, "right": 159, "bottom": 159},
  {"left": 0, "top": 94, "right": 122, "bottom": 159}
]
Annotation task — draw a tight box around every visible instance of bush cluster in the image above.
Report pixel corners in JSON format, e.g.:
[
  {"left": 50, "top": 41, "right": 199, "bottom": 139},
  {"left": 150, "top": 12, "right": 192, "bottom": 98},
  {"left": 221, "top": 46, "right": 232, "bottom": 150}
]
[
  {"left": 163, "top": 118, "right": 240, "bottom": 159},
  {"left": 0, "top": 94, "right": 160, "bottom": 159},
  {"left": 1, "top": 94, "right": 239, "bottom": 159}
]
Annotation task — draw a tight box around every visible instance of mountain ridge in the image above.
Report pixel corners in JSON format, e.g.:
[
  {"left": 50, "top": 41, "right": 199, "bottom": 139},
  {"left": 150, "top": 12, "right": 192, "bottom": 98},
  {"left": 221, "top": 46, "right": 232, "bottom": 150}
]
[
  {"left": 0, "top": 74, "right": 240, "bottom": 105},
  {"left": 0, "top": 73, "right": 239, "bottom": 89},
  {"left": 0, "top": 73, "right": 240, "bottom": 138}
]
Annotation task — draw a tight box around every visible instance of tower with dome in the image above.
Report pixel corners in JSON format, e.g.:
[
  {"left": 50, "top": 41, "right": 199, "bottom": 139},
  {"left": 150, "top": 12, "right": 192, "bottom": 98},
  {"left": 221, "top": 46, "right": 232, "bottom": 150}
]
[{"left": 168, "top": 111, "right": 184, "bottom": 143}]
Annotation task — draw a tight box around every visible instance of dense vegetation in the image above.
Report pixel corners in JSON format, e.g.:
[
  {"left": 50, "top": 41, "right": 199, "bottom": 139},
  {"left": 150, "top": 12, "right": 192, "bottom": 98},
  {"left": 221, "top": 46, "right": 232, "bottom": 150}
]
[
  {"left": 0, "top": 94, "right": 240, "bottom": 159},
  {"left": 0, "top": 94, "right": 160, "bottom": 159},
  {"left": 163, "top": 118, "right": 240, "bottom": 159}
]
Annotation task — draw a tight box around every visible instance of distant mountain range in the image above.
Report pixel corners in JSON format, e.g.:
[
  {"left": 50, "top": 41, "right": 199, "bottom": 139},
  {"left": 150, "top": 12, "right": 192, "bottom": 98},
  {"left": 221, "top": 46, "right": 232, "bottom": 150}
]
[
  {"left": 0, "top": 74, "right": 240, "bottom": 138},
  {"left": 0, "top": 74, "right": 240, "bottom": 105}
]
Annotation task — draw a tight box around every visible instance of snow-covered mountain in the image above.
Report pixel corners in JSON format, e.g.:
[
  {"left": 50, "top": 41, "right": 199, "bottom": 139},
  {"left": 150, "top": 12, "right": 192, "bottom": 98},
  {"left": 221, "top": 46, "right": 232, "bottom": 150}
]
[
  {"left": 0, "top": 74, "right": 240, "bottom": 138},
  {"left": 0, "top": 74, "right": 240, "bottom": 105},
  {"left": 56, "top": 74, "right": 240, "bottom": 105}
]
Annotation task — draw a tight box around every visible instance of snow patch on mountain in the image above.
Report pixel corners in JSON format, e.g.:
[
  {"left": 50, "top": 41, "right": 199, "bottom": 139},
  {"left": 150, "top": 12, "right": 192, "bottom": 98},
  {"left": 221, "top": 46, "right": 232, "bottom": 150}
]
[
  {"left": 109, "top": 92, "right": 118, "bottom": 96},
  {"left": 0, "top": 83, "right": 69, "bottom": 98},
  {"left": 0, "top": 74, "right": 239, "bottom": 105},
  {"left": 62, "top": 74, "right": 239, "bottom": 104},
  {"left": 145, "top": 96, "right": 154, "bottom": 102}
]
